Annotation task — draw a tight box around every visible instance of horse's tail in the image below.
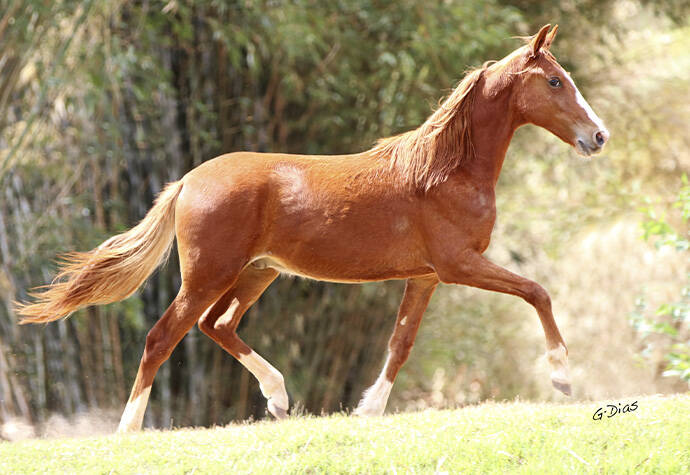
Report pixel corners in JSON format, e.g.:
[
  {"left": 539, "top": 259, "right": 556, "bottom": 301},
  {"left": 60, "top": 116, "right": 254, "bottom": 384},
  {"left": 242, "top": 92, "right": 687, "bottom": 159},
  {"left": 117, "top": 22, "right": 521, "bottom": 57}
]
[{"left": 16, "top": 181, "right": 184, "bottom": 324}]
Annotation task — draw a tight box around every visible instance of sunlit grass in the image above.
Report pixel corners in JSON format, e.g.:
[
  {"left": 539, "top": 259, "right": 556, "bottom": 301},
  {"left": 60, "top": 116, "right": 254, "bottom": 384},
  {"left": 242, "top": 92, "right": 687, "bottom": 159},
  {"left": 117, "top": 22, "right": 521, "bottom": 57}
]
[{"left": 0, "top": 394, "right": 687, "bottom": 474}]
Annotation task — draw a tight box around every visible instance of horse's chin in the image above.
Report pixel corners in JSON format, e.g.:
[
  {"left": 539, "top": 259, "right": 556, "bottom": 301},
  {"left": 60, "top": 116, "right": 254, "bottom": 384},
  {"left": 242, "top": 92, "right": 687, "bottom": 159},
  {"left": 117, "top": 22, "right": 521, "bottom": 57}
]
[
  {"left": 574, "top": 146, "right": 593, "bottom": 158},
  {"left": 575, "top": 139, "right": 602, "bottom": 157}
]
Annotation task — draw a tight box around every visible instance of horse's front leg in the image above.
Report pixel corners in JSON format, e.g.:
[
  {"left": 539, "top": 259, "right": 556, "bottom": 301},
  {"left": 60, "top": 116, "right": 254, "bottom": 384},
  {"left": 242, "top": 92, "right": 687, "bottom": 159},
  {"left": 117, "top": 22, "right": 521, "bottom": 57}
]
[
  {"left": 436, "top": 251, "right": 571, "bottom": 396},
  {"left": 355, "top": 275, "right": 439, "bottom": 416}
]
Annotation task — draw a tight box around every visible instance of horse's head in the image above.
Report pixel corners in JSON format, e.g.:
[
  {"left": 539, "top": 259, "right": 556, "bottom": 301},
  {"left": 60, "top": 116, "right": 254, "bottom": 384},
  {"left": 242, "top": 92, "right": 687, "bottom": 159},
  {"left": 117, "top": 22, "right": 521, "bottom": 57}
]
[{"left": 498, "top": 24, "right": 609, "bottom": 156}]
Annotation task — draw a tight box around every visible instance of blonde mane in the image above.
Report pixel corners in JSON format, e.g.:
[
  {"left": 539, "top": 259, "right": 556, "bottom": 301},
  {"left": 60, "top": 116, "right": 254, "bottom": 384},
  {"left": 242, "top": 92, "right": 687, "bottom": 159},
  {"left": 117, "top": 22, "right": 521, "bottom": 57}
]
[{"left": 370, "top": 64, "right": 489, "bottom": 191}]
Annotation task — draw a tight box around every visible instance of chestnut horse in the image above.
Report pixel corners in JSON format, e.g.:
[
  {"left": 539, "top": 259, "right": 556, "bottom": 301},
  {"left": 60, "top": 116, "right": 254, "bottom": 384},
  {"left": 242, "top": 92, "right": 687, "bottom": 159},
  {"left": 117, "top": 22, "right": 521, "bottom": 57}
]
[{"left": 18, "top": 25, "right": 608, "bottom": 432}]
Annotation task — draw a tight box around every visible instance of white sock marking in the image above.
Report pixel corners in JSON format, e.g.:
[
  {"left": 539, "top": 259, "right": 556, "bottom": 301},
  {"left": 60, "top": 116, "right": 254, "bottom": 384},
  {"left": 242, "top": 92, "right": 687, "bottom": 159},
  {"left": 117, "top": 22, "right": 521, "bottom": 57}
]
[
  {"left": 238, "top": 350, "right": 289, "bottom": 412},
  {"left": 117, "top": 386, "right": 151, "bottom": 433},
  {"left": 355, "top": 376, "right": 393, "bottom": 417},
  {"left": 547, "top": 344, "right": 570, "bottom": 383},
  {"left": 355, "top": 355, "right": 394, "bottom": 416}
]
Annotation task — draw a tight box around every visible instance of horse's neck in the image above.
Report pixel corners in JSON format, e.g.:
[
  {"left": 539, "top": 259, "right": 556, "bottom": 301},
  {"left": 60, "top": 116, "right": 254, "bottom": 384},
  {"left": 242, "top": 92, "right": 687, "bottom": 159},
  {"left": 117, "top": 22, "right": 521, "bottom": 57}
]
[{"left": 460, "top": 84, "right": 520, "bottom": 186}]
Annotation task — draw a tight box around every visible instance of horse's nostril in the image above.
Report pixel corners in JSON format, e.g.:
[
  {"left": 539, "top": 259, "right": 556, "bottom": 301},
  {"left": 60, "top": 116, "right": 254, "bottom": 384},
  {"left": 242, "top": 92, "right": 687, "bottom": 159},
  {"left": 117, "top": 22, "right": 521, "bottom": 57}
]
[{"left": 594, "top": 131, "right": 606, "bottom": 147}]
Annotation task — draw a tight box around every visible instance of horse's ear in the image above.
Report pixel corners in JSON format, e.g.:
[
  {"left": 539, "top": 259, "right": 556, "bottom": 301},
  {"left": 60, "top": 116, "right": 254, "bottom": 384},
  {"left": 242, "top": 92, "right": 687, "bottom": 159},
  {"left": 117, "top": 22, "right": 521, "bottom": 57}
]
[
  {"left": 529, "top": 24, "right": 551, "bottom": 58},
  {"left": 544, "top": 24, "right": 558, "bottom": 50}
]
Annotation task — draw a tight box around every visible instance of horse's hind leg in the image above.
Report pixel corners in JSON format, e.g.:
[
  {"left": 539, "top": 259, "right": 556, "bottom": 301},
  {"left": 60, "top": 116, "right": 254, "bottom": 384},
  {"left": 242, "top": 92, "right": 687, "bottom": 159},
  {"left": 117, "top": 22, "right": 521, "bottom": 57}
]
[
  {"left": 355, "top": 275, "right": 439, "bottom": 416},
  {"left": 197, "top": 265, "right": 289, "bottom": 419},
  {"left": 117, "top": 280, "right": 236, "bottom": 433}
]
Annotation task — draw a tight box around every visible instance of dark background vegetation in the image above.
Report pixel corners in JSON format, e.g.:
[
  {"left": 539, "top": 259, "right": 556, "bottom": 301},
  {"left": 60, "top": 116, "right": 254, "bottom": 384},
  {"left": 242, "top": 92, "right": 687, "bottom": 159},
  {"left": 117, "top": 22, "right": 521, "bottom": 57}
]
[{"left": 0, "top": 0, "right": 687, "bottom": 436}]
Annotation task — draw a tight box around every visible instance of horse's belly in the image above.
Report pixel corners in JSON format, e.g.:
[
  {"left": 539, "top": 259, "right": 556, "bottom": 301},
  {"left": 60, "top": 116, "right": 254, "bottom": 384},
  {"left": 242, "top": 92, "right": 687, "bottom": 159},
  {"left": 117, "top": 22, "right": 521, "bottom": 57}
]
[
  {"left": 263, "top": 165, "right": 433, "bottom": 281},
  {"left": 249, "top": 253, "right": 433, "bottom": 283}
]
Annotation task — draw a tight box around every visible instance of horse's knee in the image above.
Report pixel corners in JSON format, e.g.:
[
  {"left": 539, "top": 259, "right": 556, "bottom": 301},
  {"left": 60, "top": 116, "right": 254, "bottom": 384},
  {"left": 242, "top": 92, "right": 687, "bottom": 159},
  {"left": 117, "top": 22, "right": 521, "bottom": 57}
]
[{"left": 524, "top": 282, "right": 551, "bottom": 309}]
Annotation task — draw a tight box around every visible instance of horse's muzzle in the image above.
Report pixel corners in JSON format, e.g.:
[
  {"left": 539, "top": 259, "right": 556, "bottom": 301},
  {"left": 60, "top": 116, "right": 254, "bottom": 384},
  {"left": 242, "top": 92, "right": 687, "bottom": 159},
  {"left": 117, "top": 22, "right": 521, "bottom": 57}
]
[{"left": 576, "top": 129, "right": 609, "bottom": 156}]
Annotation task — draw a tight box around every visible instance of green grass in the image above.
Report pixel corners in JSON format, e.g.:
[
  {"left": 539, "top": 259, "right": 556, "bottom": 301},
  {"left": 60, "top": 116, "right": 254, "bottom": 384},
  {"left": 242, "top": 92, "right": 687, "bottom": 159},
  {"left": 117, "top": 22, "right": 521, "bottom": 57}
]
[{"left": 1, "top": 394, "right": 688, "bottom": 474}]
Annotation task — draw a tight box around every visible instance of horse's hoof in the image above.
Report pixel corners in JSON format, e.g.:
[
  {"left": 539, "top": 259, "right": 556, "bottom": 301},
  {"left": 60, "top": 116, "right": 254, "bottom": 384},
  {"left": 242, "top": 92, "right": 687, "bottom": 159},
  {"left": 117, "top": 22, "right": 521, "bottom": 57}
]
[
  {"left": 268, "top": 400, "right": 288, "bottom": 419},
  {"left": 552, "top": 379, "right": 572, "bottom": 396},
  {"left": 116, "top": 424, "right": 139, "bottom": 434}
]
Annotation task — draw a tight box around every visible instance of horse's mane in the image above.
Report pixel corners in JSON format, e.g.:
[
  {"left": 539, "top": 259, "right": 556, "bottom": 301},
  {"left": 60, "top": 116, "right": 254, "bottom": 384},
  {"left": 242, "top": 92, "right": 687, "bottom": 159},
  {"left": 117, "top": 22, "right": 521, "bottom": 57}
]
[{"left": 370, "top": 63, "right": 490, "bottom": 191}]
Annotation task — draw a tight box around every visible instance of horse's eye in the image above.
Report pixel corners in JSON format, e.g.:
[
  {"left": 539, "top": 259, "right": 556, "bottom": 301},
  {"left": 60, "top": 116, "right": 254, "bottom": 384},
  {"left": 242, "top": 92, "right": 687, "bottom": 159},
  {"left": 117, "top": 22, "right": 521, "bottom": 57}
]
[{"left": 549, "top": 77, "right": 562, "bottom": 88}]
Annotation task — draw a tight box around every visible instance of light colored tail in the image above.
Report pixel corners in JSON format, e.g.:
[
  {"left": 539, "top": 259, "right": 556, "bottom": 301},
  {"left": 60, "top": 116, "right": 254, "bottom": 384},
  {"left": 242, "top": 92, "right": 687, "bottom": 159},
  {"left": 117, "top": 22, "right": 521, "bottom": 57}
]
[{"left": 16, "top": 181, "right": 184, "bottom": 324}]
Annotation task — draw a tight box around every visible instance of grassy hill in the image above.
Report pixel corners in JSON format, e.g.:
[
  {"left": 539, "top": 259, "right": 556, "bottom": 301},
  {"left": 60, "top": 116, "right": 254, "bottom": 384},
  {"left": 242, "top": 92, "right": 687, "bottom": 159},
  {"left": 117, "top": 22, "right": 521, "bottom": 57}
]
[{"left": 1, "top": 394, "right": 688, "bottom": 474}]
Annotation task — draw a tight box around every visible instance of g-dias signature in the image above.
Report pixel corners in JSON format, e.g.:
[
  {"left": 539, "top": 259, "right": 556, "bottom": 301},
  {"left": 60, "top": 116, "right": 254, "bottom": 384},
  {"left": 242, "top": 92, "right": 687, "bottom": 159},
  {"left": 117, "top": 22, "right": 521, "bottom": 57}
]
[{"left": 592, "top": 401, "right": 638, "bottom": 421}]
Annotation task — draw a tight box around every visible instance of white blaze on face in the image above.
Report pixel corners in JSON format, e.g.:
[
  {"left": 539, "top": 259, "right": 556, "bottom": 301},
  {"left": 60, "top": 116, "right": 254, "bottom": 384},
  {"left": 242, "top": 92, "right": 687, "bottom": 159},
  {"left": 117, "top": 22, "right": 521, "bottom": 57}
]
[{"left": 563, "top": 73, "right": 607, "bottom": 132}]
